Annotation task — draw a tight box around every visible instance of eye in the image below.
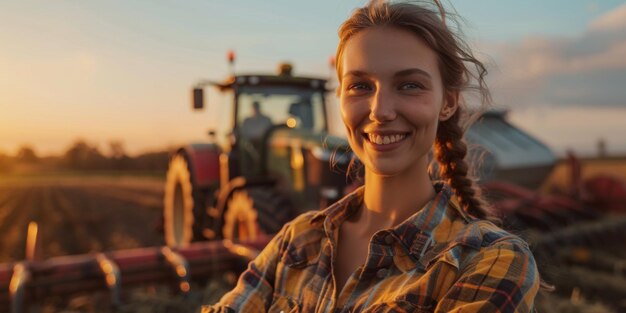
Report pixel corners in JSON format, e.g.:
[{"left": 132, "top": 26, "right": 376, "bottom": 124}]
[
  {"left": 345, "top": 82, "right": 372, "bottom": 95},
  {"left": 347, "top": 82, "right": 371, "bottom": 91},
  {"left": 399, "top": 82, "right": 423, "bottom": 90}
]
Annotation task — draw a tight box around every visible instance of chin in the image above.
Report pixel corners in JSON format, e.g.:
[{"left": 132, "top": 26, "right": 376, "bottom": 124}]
[{"left": 365, "top": 160, "right": 410, "bottom": 177}]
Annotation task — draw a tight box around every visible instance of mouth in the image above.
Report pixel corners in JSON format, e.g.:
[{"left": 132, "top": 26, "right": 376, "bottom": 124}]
[{"left": 362, "top": 132, "right": 410, "bottom": 146}]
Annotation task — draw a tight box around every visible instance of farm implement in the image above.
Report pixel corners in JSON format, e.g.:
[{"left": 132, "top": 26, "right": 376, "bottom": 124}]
[{"left": 0, "top": 235, "right": 269, "bottom": 312}]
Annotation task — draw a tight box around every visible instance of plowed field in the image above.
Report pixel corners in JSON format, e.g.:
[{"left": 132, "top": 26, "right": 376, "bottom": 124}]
[
  {"left": 0, "top": 176, "right": 232, "bottom": 312},
  {"left": 0, "top": 176, "right": 164, "bottom": 263}
]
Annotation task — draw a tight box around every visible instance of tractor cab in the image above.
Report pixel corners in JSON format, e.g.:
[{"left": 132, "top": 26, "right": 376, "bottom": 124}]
[{"left": 192, "top": 64, "right": 330, "bottom": 179}]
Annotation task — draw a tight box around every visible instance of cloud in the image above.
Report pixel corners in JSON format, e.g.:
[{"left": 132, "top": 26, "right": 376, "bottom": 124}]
[
  {"left": 485, "top": 3, "right": 626, "bottom": 107},
  {"left": 589, "top": 3, "right": 626, "bottom": 31}
]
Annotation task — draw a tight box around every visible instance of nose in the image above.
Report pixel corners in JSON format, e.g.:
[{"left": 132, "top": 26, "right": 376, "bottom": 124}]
[{"left": 369, "top": 88, "right": 397, "bottom": 123}]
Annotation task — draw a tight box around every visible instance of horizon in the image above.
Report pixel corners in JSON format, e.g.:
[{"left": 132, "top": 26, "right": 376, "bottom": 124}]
[{"left": 1, "top": 1, "right": 625, "bottom": 157}]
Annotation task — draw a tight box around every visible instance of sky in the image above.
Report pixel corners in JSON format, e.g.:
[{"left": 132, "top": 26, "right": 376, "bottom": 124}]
[{"left": 1, "top": 0, "right": 625, "bottom": 157}]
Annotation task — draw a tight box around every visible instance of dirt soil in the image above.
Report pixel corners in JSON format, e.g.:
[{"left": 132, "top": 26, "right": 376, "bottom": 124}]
[{"left": 0, "top": 176, "right": 164, "bottom": 263}]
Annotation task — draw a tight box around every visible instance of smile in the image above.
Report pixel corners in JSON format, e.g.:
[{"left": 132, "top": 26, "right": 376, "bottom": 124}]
[{"left": 363, "top": 132, "right": 409, "bottom": 146}]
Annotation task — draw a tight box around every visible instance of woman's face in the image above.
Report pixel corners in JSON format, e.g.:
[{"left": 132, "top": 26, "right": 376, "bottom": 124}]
[{"left": 339, "top": 26, "right": 456, "bottom": 177}]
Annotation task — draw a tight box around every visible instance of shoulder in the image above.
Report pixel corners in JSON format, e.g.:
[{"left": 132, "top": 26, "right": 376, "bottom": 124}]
[
  {"left": 439, "top": 195, "right": 530, "bottom": 253},
  {"left": 450, "top": 218, "right": 535, "bottom": 262},
  {"left": 283, "top": 210, "right": 321, "bottom": 232},
  {"left": 453, "top": 220, "right": 539, "bottom": 289},
  {"left": 472, "top": 220, "right": 533, "bottom": 258},
  {"left": 468, "top": 219, "right": 528, "bottom": 248},
  {"left": 436, "top": 196, "right": 533, "bottom": 258},
  {"left": 435, "top": 220, "right": 540, "bottom": 311},
  {"left": 277, "top": 210, "right": 326, "bottom": 247},
  {"left": 431, "top": 206, "right": 537, "bottom": 276},
  {"left": 268, "top": 210, "right": 325, "bottom": 267}
]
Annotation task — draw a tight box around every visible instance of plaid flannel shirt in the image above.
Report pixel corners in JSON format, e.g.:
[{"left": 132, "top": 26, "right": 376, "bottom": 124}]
[{"left": 203, "top": 183, "right": 539, "bottom": 312}]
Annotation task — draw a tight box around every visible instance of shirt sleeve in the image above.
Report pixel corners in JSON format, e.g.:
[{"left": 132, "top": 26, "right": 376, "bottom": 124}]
[
  {"left": 435, "top": 239, "right": 540, "bottom": 313},
  {"left": 201, "top": 223, "right": 290, "bottom": 313}
]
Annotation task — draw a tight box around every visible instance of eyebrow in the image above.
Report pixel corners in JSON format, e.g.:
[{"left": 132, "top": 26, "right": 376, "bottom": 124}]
[
  {"left": 395, "top": 68, "right": 432, "bottom": 79},
  {"left": 342, "top": 68, "right": 432, "bottom": 80}
]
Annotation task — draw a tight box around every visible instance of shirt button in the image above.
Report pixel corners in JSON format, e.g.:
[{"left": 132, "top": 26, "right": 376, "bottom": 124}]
[
  {"left": 376, "top": 268, "right": 388, "bottom": 278},
  {"left": 384, "top": 234, "right": 394, "bottom": 245}
]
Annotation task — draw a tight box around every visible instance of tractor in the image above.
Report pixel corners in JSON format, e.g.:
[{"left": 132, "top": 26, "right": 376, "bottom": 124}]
[{"left": 163, "top": 61, "right": 355, "bottom": 247}]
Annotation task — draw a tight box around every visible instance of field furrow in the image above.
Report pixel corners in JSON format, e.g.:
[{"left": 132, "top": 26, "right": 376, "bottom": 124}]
[
  {"left": 0, "top": 187, "right": 40, "bottom": 261},
  {"left": 0, "top": 177, "right": 164, "bottom": 263}
]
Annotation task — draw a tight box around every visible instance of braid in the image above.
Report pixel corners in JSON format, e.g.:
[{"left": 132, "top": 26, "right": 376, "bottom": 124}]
[{"left": 434, "top": 110, "right": 498, "bottom": 223}]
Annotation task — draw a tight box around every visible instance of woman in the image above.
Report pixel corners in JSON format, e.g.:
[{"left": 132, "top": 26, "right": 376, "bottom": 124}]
[{"left": 204, "top": 1, "right": 539, "bottom": 312}]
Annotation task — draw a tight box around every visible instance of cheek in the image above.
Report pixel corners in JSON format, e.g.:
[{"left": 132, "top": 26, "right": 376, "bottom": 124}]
[
  {"left": 339, "top": 97, "right": 367, "bottom": 135},
  {"left": 402, "top": 104, "right": 440, "bottom": 128},
  {"left": 407, "top": 93, "right": 445, "bottom": 125}
]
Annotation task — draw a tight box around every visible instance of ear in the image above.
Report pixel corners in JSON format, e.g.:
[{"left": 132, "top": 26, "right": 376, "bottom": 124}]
[{"left": 439, "top": 91, "right": 459, "bottom": 121}]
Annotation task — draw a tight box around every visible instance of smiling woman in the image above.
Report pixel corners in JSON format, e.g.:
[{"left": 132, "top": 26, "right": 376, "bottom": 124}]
[
  {"left": 339, "top": 27, "right": 449, "bottom": 180},
  {"left": 203, "top": 1, "right": 540, "bottom": 312}
]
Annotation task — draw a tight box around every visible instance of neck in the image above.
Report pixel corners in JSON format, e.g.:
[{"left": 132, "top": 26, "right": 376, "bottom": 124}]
[{"left": 355, "top": 158, "right": 436, "bottom": 236}]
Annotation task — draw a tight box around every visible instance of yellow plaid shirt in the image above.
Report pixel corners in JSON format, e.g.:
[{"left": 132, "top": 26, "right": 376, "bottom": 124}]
[{"left": 203, "top": 183, "right": 539, "bottom": 312}]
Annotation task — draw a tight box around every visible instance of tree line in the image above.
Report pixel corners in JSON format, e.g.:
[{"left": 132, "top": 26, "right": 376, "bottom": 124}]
[{"left": 0, "top": 140, "right": 170, "bottom": 174}]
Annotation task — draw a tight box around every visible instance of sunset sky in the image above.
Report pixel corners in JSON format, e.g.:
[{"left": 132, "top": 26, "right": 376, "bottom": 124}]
[{"left": 1, "top": 0, "right": 625, "bottom": 157}]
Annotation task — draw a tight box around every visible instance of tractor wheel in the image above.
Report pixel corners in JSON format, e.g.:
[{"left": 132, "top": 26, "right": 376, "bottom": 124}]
[
  {"left": 222, "top": 187, "right": 295, "bottom": 241},
  {"left": 163, "top": 153, "right": 209, "bottom": 247}
]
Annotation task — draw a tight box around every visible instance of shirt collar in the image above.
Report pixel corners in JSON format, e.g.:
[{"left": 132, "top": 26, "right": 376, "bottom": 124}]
[
  {"left": 311, "top": 185, "right": 364, "bottom": 238},
  {"left": 311, "top": 182, "right": 476, "bottom": 256},
  {"left": 391, "top": 182, "right": 451, "bottom": 259}
]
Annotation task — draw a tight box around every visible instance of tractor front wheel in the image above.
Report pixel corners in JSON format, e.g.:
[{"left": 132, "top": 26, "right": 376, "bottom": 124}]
[
  {"left": 222, "top": 187, "right": 295, "bottom": 242},
  {"left": 163, "top": 153, "right": 209, "bottom": 247}
]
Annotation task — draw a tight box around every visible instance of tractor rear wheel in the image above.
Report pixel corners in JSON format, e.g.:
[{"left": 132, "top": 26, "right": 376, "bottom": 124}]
[
  {"left": 163, "top": 153, "right": 209, "bottom": 247},
  {"left": 222, "top": 187, "right": 295, "bottom": 241}
]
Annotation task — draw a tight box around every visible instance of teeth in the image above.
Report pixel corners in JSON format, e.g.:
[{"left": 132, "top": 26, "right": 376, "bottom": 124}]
[
  {"left": 375, "top": 136, "right": 383, "bottom": 144},
  {"left": 367, "top": 133, "right": 406, "bottom": 145}
]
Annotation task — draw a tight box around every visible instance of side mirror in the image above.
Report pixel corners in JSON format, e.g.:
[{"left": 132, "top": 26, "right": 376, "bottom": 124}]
[{"left": 192, "top": 88, "right": 204, "bottom": 110}]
